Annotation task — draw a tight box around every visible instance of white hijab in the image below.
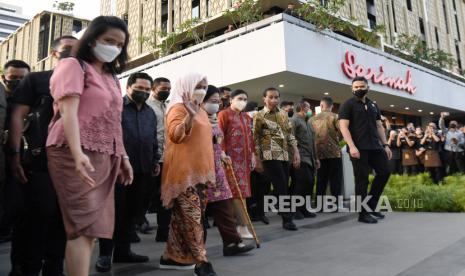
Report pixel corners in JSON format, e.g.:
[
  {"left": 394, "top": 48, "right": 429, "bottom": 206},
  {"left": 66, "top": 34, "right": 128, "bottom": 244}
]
[{"left": 165, "top": 72, "right": 208, "bottom": 114}]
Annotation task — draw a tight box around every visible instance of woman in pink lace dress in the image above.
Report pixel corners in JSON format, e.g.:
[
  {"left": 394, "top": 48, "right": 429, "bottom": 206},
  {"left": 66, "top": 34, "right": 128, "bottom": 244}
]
[{"left": 46, "top": 16, "right": 133, "bottom": 276}]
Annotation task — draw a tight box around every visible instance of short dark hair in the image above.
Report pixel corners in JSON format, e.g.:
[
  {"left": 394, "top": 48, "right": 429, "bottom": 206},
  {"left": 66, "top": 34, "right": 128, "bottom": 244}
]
[
  {"left": 127, "top": 72, "right": 153, "bottom": 87},
  {"left": 153, "top": 77, "right": 170, "bottom": 87},
  {"left": 51, "top": 35, "right": 77, "bottom": 50},
  {"left": 3, "top": 60, "right": 30, "bottom": 71},
  {"left": 301, "top": 97, "right": 313, "bottom": 105},
  {"left": 219, "top": 86, "right": 231, "bottom": 93},
  {"left": 204, "top": 85, "right": 220, "bottom": 102},
  {"left": 321, "top": 96, "right": 334, "bottom": 106},
  {"left": 74, "top": 16, "right": 130, "bottom": 74},
  {"left": 244, "top": 101, "right": 259, "bottom": 112},
  {"left": 231, "top": 89, "right": 248, "bottom": 99},
  {"left": 295, "top": 100, "right": 309, "bottom": 112},
  {"left": 263, "top": 87, "right": 280, "bottom": 97},
  {"left": 352, "top": 76, "right": 368, "bottom": 84}
]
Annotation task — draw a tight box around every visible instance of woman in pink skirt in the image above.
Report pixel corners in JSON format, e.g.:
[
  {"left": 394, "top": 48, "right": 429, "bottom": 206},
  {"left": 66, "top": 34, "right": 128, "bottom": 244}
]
[{"left": 46, "top": 16, "right": 133, "bottom": 276}]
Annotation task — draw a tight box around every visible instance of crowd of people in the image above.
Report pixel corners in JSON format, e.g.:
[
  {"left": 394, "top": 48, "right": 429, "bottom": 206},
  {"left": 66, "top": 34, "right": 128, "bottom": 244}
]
[
  {"left": 385, "top": 113, "right": 465, "bottom": 183},
  {"left": 0, "top": 15, "right": 463, "bottom": 276}
]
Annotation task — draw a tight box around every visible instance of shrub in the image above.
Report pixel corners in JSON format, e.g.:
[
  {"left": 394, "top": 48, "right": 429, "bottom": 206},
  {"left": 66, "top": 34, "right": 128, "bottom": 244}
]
[{"left": 381, "top": 173, "right": 465, "bottom": 212}]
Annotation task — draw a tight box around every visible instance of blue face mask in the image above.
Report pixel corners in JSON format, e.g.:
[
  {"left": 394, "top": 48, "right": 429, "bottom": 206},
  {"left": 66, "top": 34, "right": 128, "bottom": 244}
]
[{"left": 306, "top": 110, "right": 313, "bottom": 118}]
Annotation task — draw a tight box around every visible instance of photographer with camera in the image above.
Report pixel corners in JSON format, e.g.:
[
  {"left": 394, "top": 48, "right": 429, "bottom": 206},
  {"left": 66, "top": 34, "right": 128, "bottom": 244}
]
[
  {"left": 421, "top": 123, "right": 443, "bottom": 183},
  {"left": 439, "top": 112, "right": 465, "bottom": 174}
]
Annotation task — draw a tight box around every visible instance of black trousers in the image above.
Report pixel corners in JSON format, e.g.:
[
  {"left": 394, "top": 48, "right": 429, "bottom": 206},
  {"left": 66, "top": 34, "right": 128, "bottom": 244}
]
[
  {"left": 426, "top": 167, "right": 442, "bottom": 184},
  {"left": 290, "top": 162, "right": 315, "bottom": 211},
  {"left": 147, "top": 163, "right": 171, "bottom": 236},
  {"left": 100, "top": 173, "right": 154, "bottom": 256},
  {"left": 4, "top": 170, "right": 65, "bottom": 275},
  {"left": 262, "top": 160, "right": 292, "bottom": 221},
  {"left": 403, "top": 165, "right": 418, "bottom": 175},
  {"left": 388, "top": 158, "right": 403, "bottom": 175},
  {"left": 248, "top": 171, "right": 271, "bottom": 218},
  {"left": 446, "top": 151, "right": 465, "bottom": 174},
  {"left": 350, "top": 150, "right": 391, "bottom": 214},
  {"left": 316, "top": 158, "right": 343, "bottom": 198}
]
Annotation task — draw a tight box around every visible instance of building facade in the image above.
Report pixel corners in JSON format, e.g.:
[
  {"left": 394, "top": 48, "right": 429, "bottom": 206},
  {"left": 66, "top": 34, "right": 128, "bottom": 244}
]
[
  {"left": 0, "top": 3, "right": 29, "bottom": 42},
  {"left": 0, "top": 11, "right": 89, "bottom": 71},
  {"left": 100, "top": 0, "right": 465, "bottom": 75},
  {"left": 113, "top": 0, "right": 465, "bottom": 126}
]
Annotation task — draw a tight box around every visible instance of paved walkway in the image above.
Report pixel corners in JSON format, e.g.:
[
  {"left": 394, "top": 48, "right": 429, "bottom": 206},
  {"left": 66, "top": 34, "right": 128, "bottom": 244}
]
[{"left": 1, "top": 212, "right": 465, "bottom": 276}]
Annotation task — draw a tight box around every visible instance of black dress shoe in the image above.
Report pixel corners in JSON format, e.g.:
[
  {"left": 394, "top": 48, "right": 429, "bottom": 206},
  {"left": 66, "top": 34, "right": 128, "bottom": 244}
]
[
  {"left": 159, "top": 256, "right": 195, "bottom": 270},
  {"left": 223, "top": 242, "right": 255, "bottom": 256},
  {"left": 95, "top": 256, "right": 112, "bottom": 273},
  {"left": 113, "top": 251, "right": 149, "bottom": 263},
  {"left": 371, "top": 212, "right": 385, "bottom": 219},
  {"left": 194, "top": 262, "right": 217, "bottom": 276},
  {"left": 283, "top": 221, "right": 298, "bottom": 231},
  {"left": 301, "top": 209, "right": 317, "bottom": 218},
  {"left": 260, "top": 215, "right": 270, "bottom": 225},
  {"left": 358, "top": 213, "right": 378, "bottom": 224}
]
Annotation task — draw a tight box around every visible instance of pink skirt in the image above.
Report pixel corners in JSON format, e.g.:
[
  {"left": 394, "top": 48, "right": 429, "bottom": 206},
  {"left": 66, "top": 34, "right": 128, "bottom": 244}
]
[{"left": 47, "top": 146, "right": 120, "bottom": 239}]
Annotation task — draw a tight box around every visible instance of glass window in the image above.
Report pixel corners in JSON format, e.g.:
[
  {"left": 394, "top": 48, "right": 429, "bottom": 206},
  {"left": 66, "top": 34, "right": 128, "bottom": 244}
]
[
  {"left": 406, "top": 0, "right": 412, "bottom": 11},
  {"left": 192, "top": 0, "right": 200, "bottom": 19}
]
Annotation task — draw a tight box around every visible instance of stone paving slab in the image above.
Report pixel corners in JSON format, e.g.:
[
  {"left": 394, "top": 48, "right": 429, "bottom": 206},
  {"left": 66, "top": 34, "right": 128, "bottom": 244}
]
[{"left": 2, "top": 212, "right": 465, "bottom": 276}]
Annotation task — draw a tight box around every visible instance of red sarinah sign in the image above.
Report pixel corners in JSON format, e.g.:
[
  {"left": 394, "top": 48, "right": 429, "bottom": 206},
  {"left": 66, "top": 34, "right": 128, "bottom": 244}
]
[{"left": 341, "top": 51, "right": 417, "bottom": 94}]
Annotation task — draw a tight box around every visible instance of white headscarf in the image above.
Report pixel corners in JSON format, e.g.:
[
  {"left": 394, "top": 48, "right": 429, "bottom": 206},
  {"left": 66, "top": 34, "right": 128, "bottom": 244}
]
[{"left": 165, "top": 72, "right": 208, "bottom": 114}]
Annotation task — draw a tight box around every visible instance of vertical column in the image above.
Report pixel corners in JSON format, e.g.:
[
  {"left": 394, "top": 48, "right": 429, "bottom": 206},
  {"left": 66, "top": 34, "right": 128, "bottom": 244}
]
[{"left": 168, "top": 0, "right": 173, "bottom": 32}]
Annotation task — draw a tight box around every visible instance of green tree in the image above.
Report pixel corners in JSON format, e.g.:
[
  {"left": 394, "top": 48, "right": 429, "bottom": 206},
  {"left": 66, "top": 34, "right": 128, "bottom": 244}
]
[
  {"left": 396, "top": 34, "right": 456, "bottom": 69},
  {"left": 53, "top": 1, "right": 75, "bottom": 12},
  {"left": 225, "top": 0, "right": 264, "bottom": 29},
  {"left": 296, "top": 0, "right": 348, "bottom": 31}
]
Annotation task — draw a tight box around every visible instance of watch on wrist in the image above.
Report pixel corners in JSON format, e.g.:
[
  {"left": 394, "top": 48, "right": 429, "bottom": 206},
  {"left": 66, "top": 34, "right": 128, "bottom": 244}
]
[{"left": 383, "top": 144, "right": 389, "bottom": 148}]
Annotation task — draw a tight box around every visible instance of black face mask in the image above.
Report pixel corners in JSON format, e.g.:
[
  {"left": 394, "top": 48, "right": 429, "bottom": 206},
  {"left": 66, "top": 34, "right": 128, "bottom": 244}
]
[
  {"left": 157, "top": 90, "right": 170, "bottom": 101},
  {"left": 353, "top": 89, "right": 368, "bottom": 99},
  {"left": 450, "top": 124, "right": 457, "bottom": 129},
  {"left": 4, "top": 79, "right": 20, "bottom": 92},
  {"left": 59, "top": 48, "right": 73, "bottom": 60},
  {"left": 288, "top": 110, "right": 294, "bottom": 118},
  {"left": 131, "top": 90, "right": 149, "bottom": 104}
]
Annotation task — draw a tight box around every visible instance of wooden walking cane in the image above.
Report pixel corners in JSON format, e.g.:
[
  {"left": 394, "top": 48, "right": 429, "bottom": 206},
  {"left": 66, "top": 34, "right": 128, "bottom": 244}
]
[{"left": 225, "top": 163, "right": 261, "bottom": 248}]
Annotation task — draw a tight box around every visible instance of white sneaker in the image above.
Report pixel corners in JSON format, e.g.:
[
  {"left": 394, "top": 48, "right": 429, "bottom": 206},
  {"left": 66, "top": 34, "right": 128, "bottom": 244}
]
[{"left": 237, "top": 225, "right": 253, "bottom": 239}]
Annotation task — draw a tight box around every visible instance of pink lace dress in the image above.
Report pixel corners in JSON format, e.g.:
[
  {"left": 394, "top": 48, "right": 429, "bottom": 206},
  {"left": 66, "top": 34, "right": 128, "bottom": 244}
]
[{"left": 46, "top": 58, "right": 124, "bottom": 239}]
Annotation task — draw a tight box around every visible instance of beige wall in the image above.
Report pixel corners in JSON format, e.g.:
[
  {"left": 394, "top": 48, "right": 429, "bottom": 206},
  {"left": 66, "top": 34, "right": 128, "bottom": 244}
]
[
  {"left": 108, "top": 0, "right": 464, "bottom": 74},
  {"left": 0, "top": 12, "right": 89, "bottom": 71},
  {"left": 1, "top": 1, "right": 464, "bottom": 74}
]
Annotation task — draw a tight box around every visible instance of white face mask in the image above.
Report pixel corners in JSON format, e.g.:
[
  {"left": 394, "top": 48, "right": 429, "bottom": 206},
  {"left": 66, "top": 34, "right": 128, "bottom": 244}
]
[
  {"left": 204, "top": 103, "right": 220, "bottom": 115},
  {"left": 232, "top": 99, "right": 247, "bottom": 111},
  {"left": 192, "top": 89, "right": 206, "bottom": 103},
  {"left": 92, "top": 41, "right": 122, "bottom": 63}
]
